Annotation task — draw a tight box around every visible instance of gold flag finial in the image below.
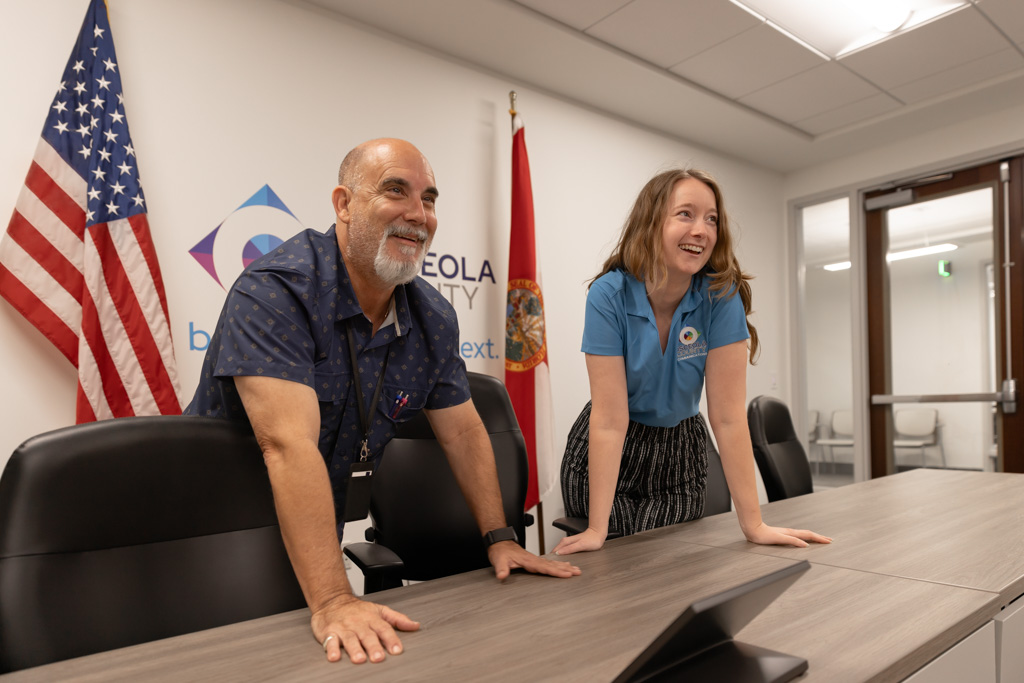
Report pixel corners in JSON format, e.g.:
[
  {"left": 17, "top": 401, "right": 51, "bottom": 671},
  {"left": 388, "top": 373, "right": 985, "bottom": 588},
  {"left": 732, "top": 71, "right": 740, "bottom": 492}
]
[{"left": 509, "top": 90, "right": 517, "bottom": 118}]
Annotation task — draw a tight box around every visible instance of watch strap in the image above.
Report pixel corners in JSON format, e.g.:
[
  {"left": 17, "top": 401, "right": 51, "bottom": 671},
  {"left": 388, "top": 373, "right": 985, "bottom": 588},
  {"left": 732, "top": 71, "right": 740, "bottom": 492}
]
[{"left": 483, "top": 526, "right": 518, "bottom": 547}]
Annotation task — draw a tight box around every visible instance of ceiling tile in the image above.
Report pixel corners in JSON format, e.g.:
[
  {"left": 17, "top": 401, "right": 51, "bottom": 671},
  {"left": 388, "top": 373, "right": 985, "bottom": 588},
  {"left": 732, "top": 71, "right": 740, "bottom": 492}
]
[
  {"left": 794, "top": 93, "right": 903, "bottom": 136},
  {"left": 975, "top": 0, "right": 1024, "bottom": 44},
  {"left": 585, "top": 0, "right": 760, "bottom": 68},
  {"left": 840, "top": 6, "right": 1012, "bottom": 89},
  {"left": 739, "top": 62, "right": 882, "bottom": 123},
  {"left": 511, "top": 0, "right": 632, "bottom": 31},
  {"left": 670, "top": 23, "right": 825, "bottom": 99},
  {"left": 890, "top": 48, "right": 1024, "bottom": 103}
]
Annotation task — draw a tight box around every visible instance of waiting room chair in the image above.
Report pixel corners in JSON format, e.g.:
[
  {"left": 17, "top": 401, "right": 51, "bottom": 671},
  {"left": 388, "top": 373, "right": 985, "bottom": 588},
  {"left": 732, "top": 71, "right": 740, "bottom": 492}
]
[
  {"left": 815, "top": 410, "right": 855, "bottom": 471},
  {"left": 343, "top": 372, "right": 532, "bottom": 594},
  {"left": 0, "top": 416, "right": 305, "bottom": 673},
  {"left": 747, "top": 396, "right": 814, "bottom": 502},
  {"left": 552, "top": 414, "right": 731, "bottom": 539},
  {"left": 894, "top": 408, "right": 945, "bottom": 468}
]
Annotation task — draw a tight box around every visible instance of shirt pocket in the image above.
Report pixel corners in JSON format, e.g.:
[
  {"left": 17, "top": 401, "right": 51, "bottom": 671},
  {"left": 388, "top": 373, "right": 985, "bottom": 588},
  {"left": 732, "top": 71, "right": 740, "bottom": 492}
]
[
  {"left": 313, "top": 370, "right": 350, "bottom": 403},
  {"left": 377, "top": 381, "right": 430, "bottom": 427}
]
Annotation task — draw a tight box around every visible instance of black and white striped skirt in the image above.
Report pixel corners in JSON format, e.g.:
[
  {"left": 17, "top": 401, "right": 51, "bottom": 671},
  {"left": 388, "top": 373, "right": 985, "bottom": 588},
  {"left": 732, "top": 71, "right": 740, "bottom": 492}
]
[{"left": 560, "top": 402, "right": 708, "bottom": 537}]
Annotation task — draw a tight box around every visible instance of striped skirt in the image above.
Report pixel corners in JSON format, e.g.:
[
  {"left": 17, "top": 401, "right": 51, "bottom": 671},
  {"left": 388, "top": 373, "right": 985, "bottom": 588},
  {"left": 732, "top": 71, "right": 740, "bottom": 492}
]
[{"left": 560, "top": 402, "right": 708, "bottom": 537}]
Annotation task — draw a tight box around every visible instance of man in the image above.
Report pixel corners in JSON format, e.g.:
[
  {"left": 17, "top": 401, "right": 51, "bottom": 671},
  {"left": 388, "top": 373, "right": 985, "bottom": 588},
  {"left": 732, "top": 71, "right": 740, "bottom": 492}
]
[{"left": 185, "top": 138, "right": 580, "bottom": 665}]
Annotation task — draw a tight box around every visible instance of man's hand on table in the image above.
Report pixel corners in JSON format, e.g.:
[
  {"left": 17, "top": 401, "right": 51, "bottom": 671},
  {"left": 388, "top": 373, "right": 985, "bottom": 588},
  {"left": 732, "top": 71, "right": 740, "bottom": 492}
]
[
  {"left": 313, "top": 593, "right": 419, "bottom": 664},
  {"left": 487, "top": 540, "right": 582, "bottom": 580}
]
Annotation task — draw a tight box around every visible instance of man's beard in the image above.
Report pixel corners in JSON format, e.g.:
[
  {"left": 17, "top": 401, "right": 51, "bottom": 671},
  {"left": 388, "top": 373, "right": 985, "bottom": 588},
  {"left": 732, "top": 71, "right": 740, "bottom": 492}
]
[{"left": 372, "top": 224, "right": 431, "bottom": 287}]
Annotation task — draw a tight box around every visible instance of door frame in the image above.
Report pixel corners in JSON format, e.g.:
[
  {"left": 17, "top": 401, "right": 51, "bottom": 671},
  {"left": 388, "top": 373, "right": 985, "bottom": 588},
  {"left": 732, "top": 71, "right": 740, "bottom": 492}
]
[{"left": 863, "top": 158, "right": 1024, "bottom": 476}]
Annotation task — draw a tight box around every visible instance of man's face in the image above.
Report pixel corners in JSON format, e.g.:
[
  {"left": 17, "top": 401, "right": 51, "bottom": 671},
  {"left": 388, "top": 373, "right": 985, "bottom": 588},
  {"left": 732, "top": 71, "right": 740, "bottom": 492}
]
[{"left": 343, "top": 142, "right": 438, "bottom": 287}]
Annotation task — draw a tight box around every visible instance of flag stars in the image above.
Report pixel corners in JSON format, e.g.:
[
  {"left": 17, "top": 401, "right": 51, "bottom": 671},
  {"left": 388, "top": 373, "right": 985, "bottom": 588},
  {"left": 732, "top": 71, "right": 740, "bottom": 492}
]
[
  {"left": 76, "top": 102, "right": 89, "bottom": 116},
  {"left": 110, "top": 181, "right": 125, "bottom": 196},
  {"left": 109, "top": 110, "right": 124, "bottom": 124},
  {"left": 93, "top": 25, "right": 105, "bottom": 39},
  {"left": 52, "top": 100, "right": 68, "bottom": 113},
  {"left": 58, "top": 80, "right": 67, "bottom": 92},
  {"left": 103, "top": 129, "right": 118, "bottom": 143},
  {"left": 105, "top": 200, "right": 119, "bottom": 216},
  {"left": 90, "top": 95, "right": 104, "bottom": 109},
  {"left": 90, "top": 46, "right": 98, "bottom": 57},
  {"left": 98, "top": 148, "right": 112, "bottom": 162},
  {"left": 102, "top": 58, "right": 117, "bottom": 72},
  {"left": 132, "top": 195, "right": 145, "bottom": 208},
  {"left": 78, "top": 145, "right": 91, "bottom": 159},
  {"left": 73, "top": 81, "right": 87, "bottom": 95},
  {"left": 90, "top": 115, "right": 100, "bottom": 130},
  {"left": 117, "top": 161, "right": 132, "bottom": 175},
  {"left": 95, "top": 76, "right": 110, "bottom": 91},
  {"left": 75, "top": 123, "right": 91, "bottom": 138},
  {"left": 123, "top": 143, "right": 135, "bottom": 157},
  {"left": 85, "top": 209, "right": 95, "bottom": 223},
  {"left": 53, "top": 120, "right": 69, "bottom": 134},
  {"left": 91, "top": 167, "right": 107, "bottom": 181},
  {"left": 72, "top": 60, "right": 85, "bottom": 73},
  {"left": 87, "top": 187, "right": 101, "bottom": 202}
]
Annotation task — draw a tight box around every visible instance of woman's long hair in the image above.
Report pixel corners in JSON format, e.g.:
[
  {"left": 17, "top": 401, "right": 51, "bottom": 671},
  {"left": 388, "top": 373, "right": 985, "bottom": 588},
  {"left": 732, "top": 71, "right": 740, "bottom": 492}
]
[{"left": 591, "top": 168, "right": 759, "bottom": 363}]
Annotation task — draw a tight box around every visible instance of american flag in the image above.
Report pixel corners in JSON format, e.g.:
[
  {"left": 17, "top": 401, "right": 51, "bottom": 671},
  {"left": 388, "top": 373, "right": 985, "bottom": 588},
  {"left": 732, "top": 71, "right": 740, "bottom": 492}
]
[{"left": 0, "top": 0, "right": 181, "bottom": 422}]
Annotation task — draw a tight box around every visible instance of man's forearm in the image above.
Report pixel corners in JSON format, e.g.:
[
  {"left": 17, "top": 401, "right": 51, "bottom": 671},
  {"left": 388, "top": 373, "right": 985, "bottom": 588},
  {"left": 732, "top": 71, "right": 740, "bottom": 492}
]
[
  {"left": 264, "top": 442, "right": 354, "bottom": 610},
  {"left": 443, "top": 425, "right": 508, "bottom": 533}
]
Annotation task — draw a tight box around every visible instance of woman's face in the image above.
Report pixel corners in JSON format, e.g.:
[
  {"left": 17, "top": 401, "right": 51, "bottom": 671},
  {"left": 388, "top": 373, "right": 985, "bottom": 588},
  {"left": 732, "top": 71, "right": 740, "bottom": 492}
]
[{"left": 659, "top": 177, "right": 718, "bottom": 281}]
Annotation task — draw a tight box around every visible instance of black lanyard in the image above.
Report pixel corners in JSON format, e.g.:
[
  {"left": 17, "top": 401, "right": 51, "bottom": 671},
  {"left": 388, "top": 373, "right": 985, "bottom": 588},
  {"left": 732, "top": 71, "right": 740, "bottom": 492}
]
[{"left": 345, "top": 318, "right": 388, "bottom": 462}]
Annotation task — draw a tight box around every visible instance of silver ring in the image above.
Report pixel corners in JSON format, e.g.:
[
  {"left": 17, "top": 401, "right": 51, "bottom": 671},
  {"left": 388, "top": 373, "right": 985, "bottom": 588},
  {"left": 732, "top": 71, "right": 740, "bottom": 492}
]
[{"left": 322, "top": 634, "right": 336, "bottom": 651}]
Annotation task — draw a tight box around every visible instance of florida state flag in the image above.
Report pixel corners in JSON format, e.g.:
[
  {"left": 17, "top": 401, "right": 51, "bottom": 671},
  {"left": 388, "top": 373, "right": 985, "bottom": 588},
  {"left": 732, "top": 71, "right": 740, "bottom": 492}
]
[{"left": 504, "top": 106, "right": 555, "bottom": 512}]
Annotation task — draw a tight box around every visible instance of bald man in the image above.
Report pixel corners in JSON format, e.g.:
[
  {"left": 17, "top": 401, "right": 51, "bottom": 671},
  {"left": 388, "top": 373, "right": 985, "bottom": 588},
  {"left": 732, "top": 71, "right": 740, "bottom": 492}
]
[{"left": 185, "top": 139, "right": 580, "bottom": 665}]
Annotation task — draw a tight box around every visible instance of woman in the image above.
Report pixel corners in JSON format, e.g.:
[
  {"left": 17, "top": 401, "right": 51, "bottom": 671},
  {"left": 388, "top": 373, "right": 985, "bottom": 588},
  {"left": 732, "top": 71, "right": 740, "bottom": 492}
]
[{"left": 553, "top": 169, "right": 830, "bottom": 555}]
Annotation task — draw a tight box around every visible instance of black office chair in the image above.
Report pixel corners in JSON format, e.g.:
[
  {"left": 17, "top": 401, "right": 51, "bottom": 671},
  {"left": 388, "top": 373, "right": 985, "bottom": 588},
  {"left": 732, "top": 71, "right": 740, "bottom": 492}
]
[
  {"left": 552, "top": 414, "right": 731, "bottom": 537},
  {"left": 747, "top": 395, "right": 814, "bottom": 502},
  {"left": 0, "top": 416, "right": 305, "bottom": 673},
  {"left": 343, "top": 372, "right": 532, "bottom": 593}
]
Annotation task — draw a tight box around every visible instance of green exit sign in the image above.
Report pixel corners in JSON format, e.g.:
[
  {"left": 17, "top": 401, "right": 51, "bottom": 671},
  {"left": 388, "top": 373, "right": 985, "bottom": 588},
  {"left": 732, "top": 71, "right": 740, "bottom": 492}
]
[{"left": 938, "top": 260, "right": 952, "bottom": 277}]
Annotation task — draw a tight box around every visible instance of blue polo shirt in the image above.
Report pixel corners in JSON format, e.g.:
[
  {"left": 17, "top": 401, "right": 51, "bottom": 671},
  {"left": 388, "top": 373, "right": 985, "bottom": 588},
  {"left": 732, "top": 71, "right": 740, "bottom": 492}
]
[
  {"left": 184, "top": 225, "right": 471, "bottom": 537},
  {"left": 582, "top": 269, "right": 750, "bottom": 427}
]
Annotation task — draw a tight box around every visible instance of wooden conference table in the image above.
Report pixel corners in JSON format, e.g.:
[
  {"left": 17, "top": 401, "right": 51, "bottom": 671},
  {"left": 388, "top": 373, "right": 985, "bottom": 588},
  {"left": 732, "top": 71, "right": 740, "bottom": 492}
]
[{"left": 3, "top": 468, "right": 1022, "bottom": 682}]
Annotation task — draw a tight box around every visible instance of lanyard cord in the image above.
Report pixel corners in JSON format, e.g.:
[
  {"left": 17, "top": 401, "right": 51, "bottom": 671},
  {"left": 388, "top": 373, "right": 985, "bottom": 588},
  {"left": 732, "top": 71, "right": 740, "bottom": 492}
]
[{"left": 345, "top": 319, "right": 387, "bottom": 462}]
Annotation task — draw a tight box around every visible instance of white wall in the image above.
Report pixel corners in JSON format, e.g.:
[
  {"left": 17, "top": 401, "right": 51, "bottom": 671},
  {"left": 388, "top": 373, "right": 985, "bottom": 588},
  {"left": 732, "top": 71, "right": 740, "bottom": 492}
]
[{"left": 0, "top": 0, "right": 787, "bottom": 546}]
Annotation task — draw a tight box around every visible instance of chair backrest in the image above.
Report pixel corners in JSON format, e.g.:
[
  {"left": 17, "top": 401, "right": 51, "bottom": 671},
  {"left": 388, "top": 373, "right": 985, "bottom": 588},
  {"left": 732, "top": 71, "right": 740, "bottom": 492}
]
[
  {"left": 0, "top": 416, "right": 305, "bottom": 673},
  {"left": 366, "top": 372, "right": 528, "bottom": 582},
  {"left": 895, "top": 409, "right": 938, "bottom": 439},
  {"left": 831, "top": 410, "right": 854, "bottom": 437},
  {"left": 703, "top": 427, "right": 732, "bottom": 516},
  {"left": 747, "top": 396, "right": 814, "bottom": 502}
]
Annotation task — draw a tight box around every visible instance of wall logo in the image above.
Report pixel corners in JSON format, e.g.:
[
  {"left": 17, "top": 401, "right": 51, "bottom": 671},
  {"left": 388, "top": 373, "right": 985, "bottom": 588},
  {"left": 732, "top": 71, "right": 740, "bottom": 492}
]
[
  {"left": 505, "top": 278, "right": 547, "bottom": 372},
  {"left": 189, "top": 184, "right": 303, "bottom": 288}
]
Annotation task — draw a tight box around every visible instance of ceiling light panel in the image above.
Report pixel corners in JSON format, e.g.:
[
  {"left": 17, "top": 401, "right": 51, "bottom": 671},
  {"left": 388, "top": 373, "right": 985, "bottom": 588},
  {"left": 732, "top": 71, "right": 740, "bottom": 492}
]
[{"left": 732, "top": 0, "right": 968, "bottom": 58}]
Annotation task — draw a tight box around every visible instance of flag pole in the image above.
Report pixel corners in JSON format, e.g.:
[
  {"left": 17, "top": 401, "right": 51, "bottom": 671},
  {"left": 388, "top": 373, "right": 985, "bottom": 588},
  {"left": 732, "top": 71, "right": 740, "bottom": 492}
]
[{"left": 508, "top": 90, "right": 547, "bottom": 555}]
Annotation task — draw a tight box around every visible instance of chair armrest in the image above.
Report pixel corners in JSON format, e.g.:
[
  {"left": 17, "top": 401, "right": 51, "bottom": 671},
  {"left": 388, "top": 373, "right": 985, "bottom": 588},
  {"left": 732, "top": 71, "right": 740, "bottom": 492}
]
[
  {"left": 552, "top": 516, "right": 622, "bottom": 540},
  {"left": 343, "top": 542, "right": 406, "bottom": 578}
]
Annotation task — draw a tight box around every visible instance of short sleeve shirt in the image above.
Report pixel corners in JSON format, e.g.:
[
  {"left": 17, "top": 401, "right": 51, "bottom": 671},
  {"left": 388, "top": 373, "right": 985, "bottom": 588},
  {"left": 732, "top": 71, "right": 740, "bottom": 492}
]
[
  {"left": 582, "top": 269, "right": 750, "bottom": 427},
  {"left": 184, "top": 225, "right": 471, "bottom": 537}
]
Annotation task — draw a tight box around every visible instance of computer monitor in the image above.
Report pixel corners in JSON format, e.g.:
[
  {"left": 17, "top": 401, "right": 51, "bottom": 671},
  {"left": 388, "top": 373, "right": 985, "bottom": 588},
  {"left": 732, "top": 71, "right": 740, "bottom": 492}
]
[{"left": 614, "top": 560, "right": 811, "bottom": 683}]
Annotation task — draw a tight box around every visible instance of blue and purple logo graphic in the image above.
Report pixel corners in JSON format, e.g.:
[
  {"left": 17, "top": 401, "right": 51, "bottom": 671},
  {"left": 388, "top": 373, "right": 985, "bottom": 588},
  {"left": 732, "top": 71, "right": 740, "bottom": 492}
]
[{"left": 189, "top": 184, "right": 302, "bottom": 288}]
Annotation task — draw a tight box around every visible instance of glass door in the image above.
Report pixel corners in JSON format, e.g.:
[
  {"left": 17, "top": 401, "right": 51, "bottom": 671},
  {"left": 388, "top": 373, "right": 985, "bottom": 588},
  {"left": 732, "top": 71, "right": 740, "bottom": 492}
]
[{"left": 864, "top": 159, "right": 1024, "bottom": 476}]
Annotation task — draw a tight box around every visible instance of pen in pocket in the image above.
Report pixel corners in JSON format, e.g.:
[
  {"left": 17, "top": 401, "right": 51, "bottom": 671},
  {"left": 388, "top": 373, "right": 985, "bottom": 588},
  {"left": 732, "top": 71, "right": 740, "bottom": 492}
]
[{"left": 390, "top": 391, "right": 409, "bottom": 419}]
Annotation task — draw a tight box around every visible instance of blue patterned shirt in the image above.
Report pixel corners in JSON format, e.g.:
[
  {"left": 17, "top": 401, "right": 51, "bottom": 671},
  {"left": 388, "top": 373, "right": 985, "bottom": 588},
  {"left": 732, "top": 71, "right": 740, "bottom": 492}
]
[{"left": 184, "top": 225, "right": 471, "bottom": 537}]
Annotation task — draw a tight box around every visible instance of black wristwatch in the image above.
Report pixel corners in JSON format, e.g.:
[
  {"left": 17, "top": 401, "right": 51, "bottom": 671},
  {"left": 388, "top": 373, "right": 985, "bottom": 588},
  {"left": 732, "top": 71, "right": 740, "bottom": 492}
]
[{"left": 483, "top": 526, "right": 518, "bottom": 547}]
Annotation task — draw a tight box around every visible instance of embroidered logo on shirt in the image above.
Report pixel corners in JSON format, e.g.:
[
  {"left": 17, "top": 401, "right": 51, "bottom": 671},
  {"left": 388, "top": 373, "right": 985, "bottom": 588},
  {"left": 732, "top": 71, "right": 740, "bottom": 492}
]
[{"left": 677, "top": 326, "right": 707, "bottom": 361}]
